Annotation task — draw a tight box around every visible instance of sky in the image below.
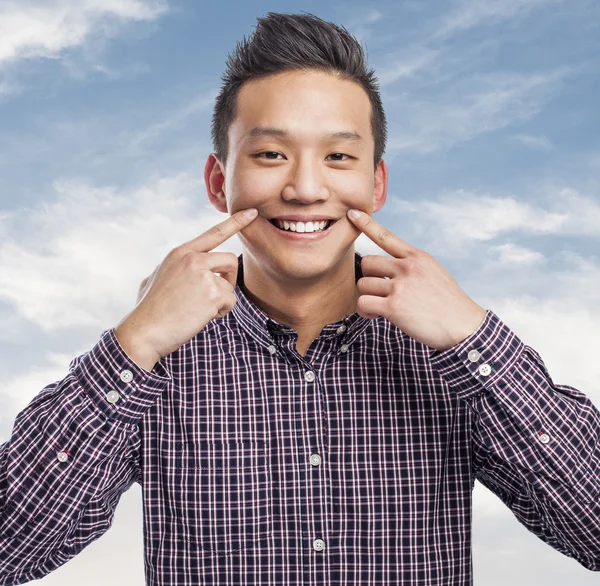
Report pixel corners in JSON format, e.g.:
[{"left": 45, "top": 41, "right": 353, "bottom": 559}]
[{"left": 0, "top": 0, "right": 599, "bottom": 584}]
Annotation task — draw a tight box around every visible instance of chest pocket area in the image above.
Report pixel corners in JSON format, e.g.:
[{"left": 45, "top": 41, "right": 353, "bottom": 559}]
[{"left": 170, "top": 439, "right": 272, "bottom": 554}]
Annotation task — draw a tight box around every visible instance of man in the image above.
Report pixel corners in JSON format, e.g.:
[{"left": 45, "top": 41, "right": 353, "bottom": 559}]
[{"left": 1, "top": 12, "right": 599, "bottom": 586}]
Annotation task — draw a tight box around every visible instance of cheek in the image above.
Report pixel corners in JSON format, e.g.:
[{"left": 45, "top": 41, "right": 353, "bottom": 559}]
[
  {"left": 230, "top": 167, "right": 284, "bottom": 206},
  {"left": 333, "top": 172, "right": 373, "bottom": 205}
]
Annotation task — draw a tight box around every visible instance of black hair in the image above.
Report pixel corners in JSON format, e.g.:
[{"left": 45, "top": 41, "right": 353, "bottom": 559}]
[{"left": 211, "top": 12, "right": 387, "bottom": 168}]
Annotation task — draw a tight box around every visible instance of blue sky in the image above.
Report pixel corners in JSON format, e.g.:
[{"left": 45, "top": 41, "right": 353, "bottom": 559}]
[{"left": 1, "top": 1, "right": 599, "bottom": 584}]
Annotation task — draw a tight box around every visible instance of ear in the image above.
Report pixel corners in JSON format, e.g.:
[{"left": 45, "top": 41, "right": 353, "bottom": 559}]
[
  {"left": 372, "top": 159, "right": 388, "bottom": 213},
  {"left": 204, "top": 154, "right": 228, "bottom": 213}
]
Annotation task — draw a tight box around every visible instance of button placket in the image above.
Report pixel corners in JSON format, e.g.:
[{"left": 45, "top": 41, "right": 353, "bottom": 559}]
[{"left": 304, "top": 371, "right": 329, "bottom": 552}]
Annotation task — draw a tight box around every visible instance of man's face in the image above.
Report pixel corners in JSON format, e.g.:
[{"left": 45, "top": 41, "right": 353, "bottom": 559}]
[{"left": 207, "top": 69, "right": 387, "bottom": 283}]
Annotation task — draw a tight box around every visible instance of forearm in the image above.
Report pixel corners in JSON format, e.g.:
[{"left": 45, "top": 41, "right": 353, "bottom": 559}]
[
  {"left": 430, "top": 310, "right": 600, "bottom": 568},
  {"left": 0, "top": 329, "right": 171, "bottom": 582}
]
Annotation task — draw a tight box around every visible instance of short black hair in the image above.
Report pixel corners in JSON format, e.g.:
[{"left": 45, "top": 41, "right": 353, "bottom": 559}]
[{"left": 211, "top": 12, "right": 387, "bottom": 169}]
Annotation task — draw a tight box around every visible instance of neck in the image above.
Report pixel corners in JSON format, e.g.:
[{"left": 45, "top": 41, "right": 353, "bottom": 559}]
[{"left": 240, "top": 249, "right": 359, "bottom": 337}]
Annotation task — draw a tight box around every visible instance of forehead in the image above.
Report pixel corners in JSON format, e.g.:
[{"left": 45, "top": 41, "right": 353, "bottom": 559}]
[{"left": 229, "top": 69, "right": 373, "bottom": 146}]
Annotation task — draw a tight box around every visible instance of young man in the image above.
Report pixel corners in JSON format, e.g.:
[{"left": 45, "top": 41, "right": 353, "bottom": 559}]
[{"left": 1, "top": 12, "right": 599, "bottom": 586}]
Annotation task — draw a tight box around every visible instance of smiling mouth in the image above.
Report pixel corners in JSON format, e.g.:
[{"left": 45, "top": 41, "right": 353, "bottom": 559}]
[{"left": 268, "top": 218, "right": 337, "bottom": 233}]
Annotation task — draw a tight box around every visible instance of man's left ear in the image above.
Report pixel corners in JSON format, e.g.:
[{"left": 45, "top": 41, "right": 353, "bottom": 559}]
[{"left": 372, "top": 159, "right": 388, "bottom": 213}]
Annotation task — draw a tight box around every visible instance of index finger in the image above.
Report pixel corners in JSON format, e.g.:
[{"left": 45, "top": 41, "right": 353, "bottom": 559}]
[
  {"left": 183, "top": 208, "right": 258, "bottom": 251},
  {"left": 346, "top": 209, "right": 417, "bottom": 258}
]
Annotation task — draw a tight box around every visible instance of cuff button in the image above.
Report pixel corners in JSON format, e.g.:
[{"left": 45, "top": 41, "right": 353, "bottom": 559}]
[
  {"left": 478, "top": 364, "right": 492, "bottom": 377},
  {"left": 106, "top": 390, "right": 121, "bottom": 404}
]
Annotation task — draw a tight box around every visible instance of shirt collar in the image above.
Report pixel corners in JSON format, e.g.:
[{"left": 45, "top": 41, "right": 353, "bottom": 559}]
[{"left": 231, "top": 251, "right": 372, "bottom": 347}]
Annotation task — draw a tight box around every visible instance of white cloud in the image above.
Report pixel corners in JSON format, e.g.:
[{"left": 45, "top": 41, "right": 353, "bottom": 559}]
[
  {"left": 492, "top": 243, "right": 546, "bottom": 266},
  {"left": 387, "top": 69, "right": 568, "bottom": 155},
  {"left": 511, "top": 133, "right": 554, "bottom": 151},
  {"left": 388, "top": 191, "right": 564, "bottom": 253},
  {"left": 377, "top": 48, "right": 441, "bottom": 86},
  {"left": 387, "top": 185, "right": 600, "bottom": 255},
  {"left": 1, "top": 351, "right": 82, "bottom": 419},
  {"left": 127, "top": 89, "right": 216, "bottom": 152},
  {"left": 435, "top": 0, "right": 567, "bottom": 39},
  {"left": 0, "top": 0, "right": 168, "bottom": 65},
  {"left": 342, "top": 8, "right": 384, "bottom": 43},
  {"left": 0, "top": 80, "right": 21, "bottom": 96},
  {"left": 0, "top": 174, "right": 236, "bottom": 337},
  {"left": 550, "top": 187, "right": 600, "bottom": 234}
]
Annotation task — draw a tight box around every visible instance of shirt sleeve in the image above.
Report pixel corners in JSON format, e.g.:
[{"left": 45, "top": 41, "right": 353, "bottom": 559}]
[
  {"left": 0, "top": 328, "right": 172, "bottom": 585},
  {"left": 429, "top": 310, "right": 600, "bottom": 572}
]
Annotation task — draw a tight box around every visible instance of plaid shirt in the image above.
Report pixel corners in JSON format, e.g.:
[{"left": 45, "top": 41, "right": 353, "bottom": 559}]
[{"left": 1, "top": 251, "right": 599, "bottom": 586}]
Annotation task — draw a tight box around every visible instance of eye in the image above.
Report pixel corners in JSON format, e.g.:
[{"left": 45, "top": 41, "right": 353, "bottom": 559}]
[
  {"left": 254, "top": 152, "right": 284, "bottom": 160},
  {"left": 326, "top": 153, "right": 351, "bottom": 161}
]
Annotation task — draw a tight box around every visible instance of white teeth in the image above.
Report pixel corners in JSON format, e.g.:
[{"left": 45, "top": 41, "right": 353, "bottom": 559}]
[{"left": 275, "top": 220, "right": 329, "bottom": 233}]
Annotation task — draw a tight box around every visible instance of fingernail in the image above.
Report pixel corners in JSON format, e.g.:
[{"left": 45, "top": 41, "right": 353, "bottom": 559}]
[
  {"left": 348, "top": 209, "right": 361, "bottom": 219},
  {"left": 244, "top": 208, "right": 258, "bottom": 218}
]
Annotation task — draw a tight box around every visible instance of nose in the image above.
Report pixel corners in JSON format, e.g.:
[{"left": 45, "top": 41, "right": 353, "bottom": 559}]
[{"left": 281, "top": 153, "right": 330, "bottom": 204}]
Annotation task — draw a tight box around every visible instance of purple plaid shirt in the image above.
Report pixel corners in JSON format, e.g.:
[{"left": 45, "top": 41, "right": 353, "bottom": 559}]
[{"left": 1, "top": 251, "right": 599, "bottom": 585}]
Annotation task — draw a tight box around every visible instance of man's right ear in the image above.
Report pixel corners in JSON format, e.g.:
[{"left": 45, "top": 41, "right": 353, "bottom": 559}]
[{"left": 204, "top": 154, "right": 228, "bottom": 213}]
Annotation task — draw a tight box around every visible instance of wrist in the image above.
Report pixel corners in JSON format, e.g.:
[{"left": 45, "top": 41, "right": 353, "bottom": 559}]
[
  {"left": 114, "top": 320, "right": 160, "bottom": 372},
  {"left": 435, "top": 307, "right": 488, "bottom": 352}
]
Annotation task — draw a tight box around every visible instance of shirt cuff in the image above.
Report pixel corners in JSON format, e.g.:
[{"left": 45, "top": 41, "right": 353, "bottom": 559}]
[
  {"left": 429, "top": 310, "right": 525, "bottom": 400},
  {"left": 72, "top": 328, "right": 172, "bottom": 425}
]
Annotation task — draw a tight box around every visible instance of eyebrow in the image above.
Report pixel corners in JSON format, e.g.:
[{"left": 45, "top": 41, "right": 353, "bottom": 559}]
[{"left": 245, "top": 126, "right": 364, "bottom": 143}]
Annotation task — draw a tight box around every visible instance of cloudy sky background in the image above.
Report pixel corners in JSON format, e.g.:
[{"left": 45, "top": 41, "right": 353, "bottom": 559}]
[{"left": 1, "top": 0, "right": 599, "bottom": 584}]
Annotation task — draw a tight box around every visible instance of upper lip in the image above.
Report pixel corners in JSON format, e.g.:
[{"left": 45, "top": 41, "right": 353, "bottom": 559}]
[{"left": 269, "top": 215, "right": 337, "bottom": 222}]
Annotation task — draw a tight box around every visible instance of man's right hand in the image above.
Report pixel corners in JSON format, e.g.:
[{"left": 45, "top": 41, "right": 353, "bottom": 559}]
[{"left": 114, "top": 208, "right": 259, "bottom": 371}]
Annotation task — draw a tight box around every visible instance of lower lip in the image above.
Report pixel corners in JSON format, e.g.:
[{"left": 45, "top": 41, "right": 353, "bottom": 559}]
[{"left": 268, "top": 219, "right": 337, "bottom": 240}]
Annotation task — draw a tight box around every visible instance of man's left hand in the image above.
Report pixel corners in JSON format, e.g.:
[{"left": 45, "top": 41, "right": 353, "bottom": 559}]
[{"left": 347, "top": 209, "right": 487, "bottom": 352}]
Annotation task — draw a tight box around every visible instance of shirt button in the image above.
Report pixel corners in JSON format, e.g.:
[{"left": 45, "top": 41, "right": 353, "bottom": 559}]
[
  {"left": 305, "top": 371, "right": 315, "bottom": 382},
  {"left": 57, "top": 451, "right": 68, "bottom": 462},
  {"left": 313, "top": 539, "right": 325, "bottom": 552},
  {"left": 340, "top": 344, "right": 349, "bottom": 353},
  {"left": 310, "top": 454, "right": 322, "bottom": 466},
  {"left": 468, "top": 350, "right": 481, "bottom": 362},
  {"left": 267, "top": 345, "right": 277, "bottom": 355},
  {"left": 120, "top": 369, "right": 133, "bottom": 383},
  {"left": 336, "top": 325, "right": 347, "bottom": 335},
  {"left": 106, "top": 390, "right": 121, "bottom": 404},
  {"left": 539, "top": 432, "right": 550, "bottom": 444},
  {"left": 478, "top": 364, "right": 492, "bottom": 377}
]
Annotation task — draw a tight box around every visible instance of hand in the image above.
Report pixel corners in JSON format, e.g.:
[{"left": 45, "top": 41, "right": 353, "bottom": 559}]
[
  {"left": 114, "top": 208, "right": 259, "bottom": 369},
  {"left": 347, "top": 209, "right": 487, "bottom": 352}
]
